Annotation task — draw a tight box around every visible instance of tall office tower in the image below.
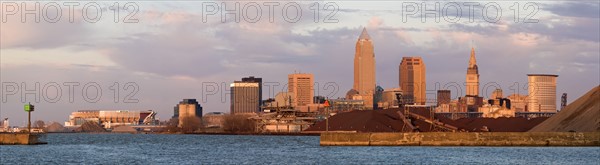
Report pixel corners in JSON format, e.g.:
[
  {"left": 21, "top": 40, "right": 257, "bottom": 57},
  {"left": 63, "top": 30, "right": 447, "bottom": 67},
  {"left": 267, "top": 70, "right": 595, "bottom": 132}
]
[
  {"left": 176, "top": 99, "right": 203, "bottom": 127},
  {"left": 230, "top": 81, "right": 260, "bottom": 114},
  {"left": 466, "top": 47, "right": 480, "bottom": 96},
  {"left": 437, "top": 90, "right": 451, "bottom": 106},
  {"left": 288, "top": 73, "right": 314, "bottom": 107},
  {"left": 527, "top": 74, "right": 558, "bottom": 112},
  {"left": 353, "top": 28, "right": 376, "bottom": 109},
  {"left": 242, "top": 76, "right": 262, "bottom": 106},
  {"left": 399, "top": 57, "right": 427, "bottom": 105}
]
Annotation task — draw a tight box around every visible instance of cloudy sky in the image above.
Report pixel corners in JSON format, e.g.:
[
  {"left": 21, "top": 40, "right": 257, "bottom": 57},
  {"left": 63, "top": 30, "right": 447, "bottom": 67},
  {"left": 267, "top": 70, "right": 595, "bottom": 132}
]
[{"left": 1, "top": 1, "right": 598, "bottom": 124}]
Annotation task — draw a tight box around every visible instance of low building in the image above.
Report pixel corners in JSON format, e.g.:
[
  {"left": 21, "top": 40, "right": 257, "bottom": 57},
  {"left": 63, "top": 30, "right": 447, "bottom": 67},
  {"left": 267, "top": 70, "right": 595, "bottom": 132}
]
[
  {"left": 65, "top": 110, "right": 156, "bottom": 128},
  {"left": 508, "top": 94, "right": 528, "bottom": 112},
  {"left": 251, "top": 109, "right": 317, "bottom": 133},
  {"left": 203, "top": 112, "right": 227, "bottom": 128},
  {"left": 491, "top": 89, "right": 503, "bottom": 99},
  {"left": 274, "top": 92, "right": 295, "bottom": 107},
  {"left": 295, "top": 104, "right": 325, "bottom": 112},
  {"left": 330, "top": 99, "right": 365, "bottom": 111},
  {"left": 378, "top": 88, "right": 403, "bottom": 109},
  {"left": 479, "top": 98, "right": 515, "bottom": 118},
  {"left": 458, "top": 96, "right": 484, "bottom": 112}
]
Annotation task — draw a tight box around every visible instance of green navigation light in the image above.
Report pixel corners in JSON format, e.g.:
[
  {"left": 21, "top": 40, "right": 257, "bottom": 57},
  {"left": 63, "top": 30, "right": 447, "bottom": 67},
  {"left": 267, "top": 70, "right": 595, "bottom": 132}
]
[{"left": 24, "top": 104, "right": 34, "bottom": 112}]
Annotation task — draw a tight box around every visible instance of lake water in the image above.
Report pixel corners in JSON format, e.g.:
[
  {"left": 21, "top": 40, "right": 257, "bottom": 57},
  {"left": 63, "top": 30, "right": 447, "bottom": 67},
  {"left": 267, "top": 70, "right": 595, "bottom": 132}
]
[{"left": 1, "top": 133, "right": 599, "bottom": 164}]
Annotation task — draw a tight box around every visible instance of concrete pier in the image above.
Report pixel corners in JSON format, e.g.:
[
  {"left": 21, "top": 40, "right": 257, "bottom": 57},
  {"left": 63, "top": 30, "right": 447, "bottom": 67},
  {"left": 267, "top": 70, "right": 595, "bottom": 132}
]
[
  {"left": 320, "top": 132, "right": 600, "bottom": 146},
  {"left": 0, "top": 133, "right": 47, "bottom": 145}
]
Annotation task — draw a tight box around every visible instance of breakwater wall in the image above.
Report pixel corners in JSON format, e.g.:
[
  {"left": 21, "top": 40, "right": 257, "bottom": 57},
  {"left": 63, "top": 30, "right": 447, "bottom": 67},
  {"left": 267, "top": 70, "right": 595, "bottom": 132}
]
[
  {"left": 0, "top": 133, "right": 46, "bottom": 145},
  {"left": 320, "top": 132, "right": 600, "bottom": 146}
]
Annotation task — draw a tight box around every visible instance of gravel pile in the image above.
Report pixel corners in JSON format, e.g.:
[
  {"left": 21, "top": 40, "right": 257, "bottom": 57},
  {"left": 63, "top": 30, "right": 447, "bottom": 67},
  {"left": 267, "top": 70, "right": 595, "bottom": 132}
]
[
  {"left": 45, "top": 122, "right": 69, "bottom": 132},
  {"left": 530, "top": 86, "right": 600, "bottom": 132},
  {"left": 75, "top": 121, "right": 106, "bottom": 132},
  {"left": 306, "top": 107, "right": 547, "bottom": 132}
]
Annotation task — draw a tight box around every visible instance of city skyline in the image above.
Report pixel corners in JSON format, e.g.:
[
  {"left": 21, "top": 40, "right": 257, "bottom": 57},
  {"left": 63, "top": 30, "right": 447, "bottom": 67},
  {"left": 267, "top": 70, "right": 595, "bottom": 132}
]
[{"left": 1, "top": 1, "right": 599, "bottom": 123}]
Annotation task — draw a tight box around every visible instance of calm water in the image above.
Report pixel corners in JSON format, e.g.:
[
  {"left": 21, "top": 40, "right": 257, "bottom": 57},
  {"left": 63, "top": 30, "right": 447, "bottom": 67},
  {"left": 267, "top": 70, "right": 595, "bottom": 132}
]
[{"left": 1, "top": 133, "right": 599, "bottom": 164}]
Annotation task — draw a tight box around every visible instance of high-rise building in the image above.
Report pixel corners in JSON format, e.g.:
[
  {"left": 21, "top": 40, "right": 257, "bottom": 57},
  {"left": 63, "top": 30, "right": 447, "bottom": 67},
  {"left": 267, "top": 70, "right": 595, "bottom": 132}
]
[
  {"left": 399, "top": 57, "right": 426, "bottom": 105},
  {"left": 231, "top": 81, "right": 260, "bottom": 114},
  {"left": 466, "top": 47, "right": 480, "bottom": 96},
  {"left": 527, "top": 74, "right": 558, "bottom": 112},
  {"left": 176, "top": 99, "right": 203, "bottom": 127},
  {"left": 242, "top": 76, "right": 262, "bottom": 106},
  {"left": 353, "top": 28, "right": 376, "bottom": 109},
  {"left": 288, "top": 73, "right": 314, "bottom": 107},
  {"left": 374, "top": 86, "right": 384, "bottom": 109},
  {"left": 437, "top": 90, "right": 451, "bottom": 106}
]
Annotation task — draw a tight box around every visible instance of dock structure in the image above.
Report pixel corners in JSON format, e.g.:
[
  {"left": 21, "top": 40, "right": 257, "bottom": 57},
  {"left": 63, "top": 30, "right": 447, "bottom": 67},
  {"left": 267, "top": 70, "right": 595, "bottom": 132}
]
[
  {"left": 252, "top": 108, "right": 321, "bottom": 133},
  {"left": 320, "top": 132, "right": 600, "bottom": 146},
  {"left": 0, "top": 133, "right": 47, "bottom": 145}
]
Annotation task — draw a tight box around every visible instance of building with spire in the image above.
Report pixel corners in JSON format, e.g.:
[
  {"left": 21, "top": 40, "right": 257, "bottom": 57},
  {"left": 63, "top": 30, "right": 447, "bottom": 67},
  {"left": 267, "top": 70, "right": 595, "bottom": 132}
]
[
  {"left": 399, "top": 56, "right": 426, "bottom": 105},
  {"left": 353, "top": 28, "right": 376, "bottom": 109},
  {"left": 465, "top": 47, "right": 479, "bottom": 96},
  {"left": 460, "top": 47, "right": 484, "bottom": 112},
  {"left": 466, "top": 47, "right": 479, "bottom": 96}
]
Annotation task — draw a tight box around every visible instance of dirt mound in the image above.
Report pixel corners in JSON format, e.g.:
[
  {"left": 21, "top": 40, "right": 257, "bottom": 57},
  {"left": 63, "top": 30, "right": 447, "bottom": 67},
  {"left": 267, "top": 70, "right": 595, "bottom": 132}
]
[
  {"left": 529, "top": 86, "right": 600, "bottom": 132},
  {"left": 448, "top": 117, "right": 547, "bottom": 132},
  {"left": 45, "top": 122, "right": 68, "bottom": 132},
  {"left": 305, "top": 109, "right": 405, "bottom": 132},
  {"left": 111, "top": 125, "right": 137, "bottom": 133},
  {"left": 75, "top": 121, "right": 106, "bottom": 132},
  {"left": 305, "top": 108, "right": 546, "bottom": 133}
]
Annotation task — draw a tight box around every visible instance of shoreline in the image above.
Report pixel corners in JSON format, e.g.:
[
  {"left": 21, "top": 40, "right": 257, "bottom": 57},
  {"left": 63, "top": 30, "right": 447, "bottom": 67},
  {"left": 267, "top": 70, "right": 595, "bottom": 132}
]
[{"left": 320, "top": 132, "right": 600, "bottom": 146}]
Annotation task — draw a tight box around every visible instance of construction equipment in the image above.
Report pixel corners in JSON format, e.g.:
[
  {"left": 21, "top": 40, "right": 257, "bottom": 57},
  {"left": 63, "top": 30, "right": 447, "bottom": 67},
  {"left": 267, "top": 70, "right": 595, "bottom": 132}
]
[
  {"left": 398, "top": 104, "right": 458, "bottom": 132},
  {"left": 561, "top": 93, "right": 567, "bottom": 111},
  {"left": 142, "top": 111, "right": 156, "bottom": 125}
]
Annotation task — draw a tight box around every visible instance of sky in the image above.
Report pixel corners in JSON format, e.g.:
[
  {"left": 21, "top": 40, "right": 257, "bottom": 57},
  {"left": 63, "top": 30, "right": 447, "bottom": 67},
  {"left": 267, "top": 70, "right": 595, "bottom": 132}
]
[{"left": 1, "top": 1, "right": 599, "bottom": 125}]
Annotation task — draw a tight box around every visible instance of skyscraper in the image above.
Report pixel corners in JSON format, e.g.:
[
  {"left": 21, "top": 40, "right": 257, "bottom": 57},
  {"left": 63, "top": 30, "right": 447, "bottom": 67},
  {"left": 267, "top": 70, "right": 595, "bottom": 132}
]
[
  {"left": 288, "top": 73, "right": 314, "bottom": 107},
  {"left": 242, "top": 76, "right": 262, "bottom": 106},
  {"left": 399, "top": 57, "right": 426, "bottom": 105},
  {"left": 466, "top": 47, "right": 479, "bottom": 96},
  {"left": 353, "top": 28, "right": 376, "bottom": 109},
  {"left": 527, "top": 74, "right": 558, "bottom": 112},
  {"left": 437, "top": 90, "right": 451, "bottom": 106},
  {"left": 176, "top": 99, "right": 203, "bottom": 127},
  {"left": 230, "top": 80, "right": 260, "bottom": 114}
]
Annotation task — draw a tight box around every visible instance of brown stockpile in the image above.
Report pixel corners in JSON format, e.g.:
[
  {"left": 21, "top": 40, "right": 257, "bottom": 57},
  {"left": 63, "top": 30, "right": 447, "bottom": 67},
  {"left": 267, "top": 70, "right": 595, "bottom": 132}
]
[
  {"left": 448, "top": 117, "right": 547, "bottom": 132},
  {"left": 45, "top": 122, "right": 68, "bottom": 132},
  {"left": 529, "top": 85, "right": 600, "bottom": 132},
  {"left": 304, "top": 109, "right": 405, "bottom": 132},
  {"left": 75, "top": 121, "right": 107, "bottom": 132},
  {"left": 305, "top": 108, "right": 547, "bottom": 132},
  {"left": 111, "top": 125, "right": 137, "bottom": 133}
]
